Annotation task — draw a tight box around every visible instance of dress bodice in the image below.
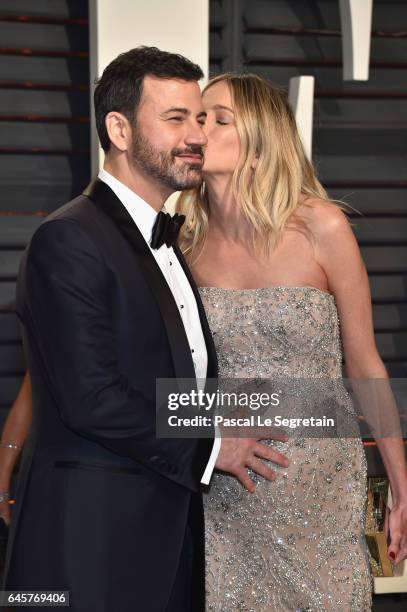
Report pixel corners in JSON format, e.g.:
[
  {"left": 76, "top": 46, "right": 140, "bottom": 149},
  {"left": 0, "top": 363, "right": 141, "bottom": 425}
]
[{"left": 199, "top": 286, "right": 343, "bottom": 378}]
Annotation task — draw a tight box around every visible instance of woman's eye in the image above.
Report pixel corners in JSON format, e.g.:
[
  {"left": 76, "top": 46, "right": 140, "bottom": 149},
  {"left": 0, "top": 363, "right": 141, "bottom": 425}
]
[
  {"left": 168, "top": 117, "right": 183, "bottom": 122},
  {"left": 216, "top": 120, "right": 228, "bottom": 125}
]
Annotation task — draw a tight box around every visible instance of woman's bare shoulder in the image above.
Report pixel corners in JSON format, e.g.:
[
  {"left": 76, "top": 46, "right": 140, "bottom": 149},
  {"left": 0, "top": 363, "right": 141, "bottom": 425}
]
[{"left": 296, "top": 195, "right": 350, "bottom": 240}]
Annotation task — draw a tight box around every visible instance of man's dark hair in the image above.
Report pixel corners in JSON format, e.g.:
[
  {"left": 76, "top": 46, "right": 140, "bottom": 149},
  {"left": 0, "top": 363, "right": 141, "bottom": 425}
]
[{"left": 94, "top": 46, "right": 204, "bottom": 152}]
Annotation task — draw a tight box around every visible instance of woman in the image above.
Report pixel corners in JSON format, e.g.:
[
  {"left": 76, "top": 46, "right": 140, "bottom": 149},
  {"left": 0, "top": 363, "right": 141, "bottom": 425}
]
[
  {"left": 177, "top": 73, "right": 407, "bottom": 610},
  {"left": 0, "top": 372, "right": 31, "bottom": 526}
]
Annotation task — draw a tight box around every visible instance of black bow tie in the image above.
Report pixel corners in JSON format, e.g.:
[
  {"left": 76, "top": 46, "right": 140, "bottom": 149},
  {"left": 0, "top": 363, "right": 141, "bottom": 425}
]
[{"left": 150, "top": 211, "right": 186, "bottom": 249}]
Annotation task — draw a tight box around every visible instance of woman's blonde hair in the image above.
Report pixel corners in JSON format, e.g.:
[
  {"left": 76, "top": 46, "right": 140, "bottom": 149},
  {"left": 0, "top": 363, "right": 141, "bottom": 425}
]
[{"left": 176, "top": 72, "right": 345, "bottom": 261}]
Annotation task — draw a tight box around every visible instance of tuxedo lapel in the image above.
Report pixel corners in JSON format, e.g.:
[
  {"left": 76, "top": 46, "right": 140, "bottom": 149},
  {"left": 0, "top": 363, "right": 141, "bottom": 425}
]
[
  {"left": 173, "top": 245, "right": 218, "bottom": 379},
  {"left": 83, "top": 178, "right": 195, "bottom": 381}
]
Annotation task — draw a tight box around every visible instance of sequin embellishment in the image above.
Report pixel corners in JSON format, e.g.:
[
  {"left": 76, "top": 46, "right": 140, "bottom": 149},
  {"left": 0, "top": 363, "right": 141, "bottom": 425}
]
[{"left": 200, "top": 287, "right": 372, "bottom": 611}]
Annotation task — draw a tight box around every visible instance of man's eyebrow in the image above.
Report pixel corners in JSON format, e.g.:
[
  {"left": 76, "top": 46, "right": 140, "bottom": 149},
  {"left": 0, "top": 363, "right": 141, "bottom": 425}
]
[
  {"left": 162, "top": 107, "right": 190, "bottom": 115},
  {"left": 161, "top": 107, "right": 207, "bottom": 119}
]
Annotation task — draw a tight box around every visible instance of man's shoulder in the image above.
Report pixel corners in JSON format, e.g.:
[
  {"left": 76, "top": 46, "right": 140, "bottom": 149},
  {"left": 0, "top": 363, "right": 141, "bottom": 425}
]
[
  {"left": 27, "top": 192, "right": 105, "bottom": 257},
  {"left": 35, "top": 188, "right": 112, "bottom": 241},
  {"left": 43, "top": 192, "right": 98, "bottom": 226}
]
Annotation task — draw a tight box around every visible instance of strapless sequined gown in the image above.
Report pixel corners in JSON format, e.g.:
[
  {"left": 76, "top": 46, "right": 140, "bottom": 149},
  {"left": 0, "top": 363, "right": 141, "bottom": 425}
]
[{"left": 199, "top": 286, "right": 372, "bottom": 611}]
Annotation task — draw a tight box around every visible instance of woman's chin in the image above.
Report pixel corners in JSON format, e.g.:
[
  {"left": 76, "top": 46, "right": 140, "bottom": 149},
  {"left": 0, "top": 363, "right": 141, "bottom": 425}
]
[{"left": 202, "top": 163, "right": 217, "bottom": 177}]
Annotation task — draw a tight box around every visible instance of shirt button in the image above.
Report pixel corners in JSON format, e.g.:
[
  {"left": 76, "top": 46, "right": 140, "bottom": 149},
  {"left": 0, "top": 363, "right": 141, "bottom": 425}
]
[
  {"left": 169, "top": 261, "right": 173, "bottom": 266},
  {"left": 191, "top": 349, "right": 195, "bottom": 353},
  {"left": 180, "top": 304, "right": 184, "bottom": 309}
]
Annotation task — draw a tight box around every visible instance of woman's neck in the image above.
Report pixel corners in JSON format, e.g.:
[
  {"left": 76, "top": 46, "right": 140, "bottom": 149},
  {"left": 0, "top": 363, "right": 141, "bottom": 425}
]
[{"left": 205, "top": 175, "right": 252, "bottom": 243}]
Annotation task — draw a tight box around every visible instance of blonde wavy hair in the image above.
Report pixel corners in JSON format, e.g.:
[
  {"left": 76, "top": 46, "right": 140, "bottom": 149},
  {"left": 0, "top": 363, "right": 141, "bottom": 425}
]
[{"left": 176, "top": 72, "right": 346, "bottom": 261}]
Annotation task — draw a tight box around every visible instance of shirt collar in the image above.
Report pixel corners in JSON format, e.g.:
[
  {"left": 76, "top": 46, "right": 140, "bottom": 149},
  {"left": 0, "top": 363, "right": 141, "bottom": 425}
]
[{"left": 98, "top": 168, "right": 163, "bottom": 245}]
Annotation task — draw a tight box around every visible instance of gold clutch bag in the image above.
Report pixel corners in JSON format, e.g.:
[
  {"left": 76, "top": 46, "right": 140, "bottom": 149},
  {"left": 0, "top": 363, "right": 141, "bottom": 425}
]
[{"left": 365, "top": 477, "right": 393, "bottom": 577}]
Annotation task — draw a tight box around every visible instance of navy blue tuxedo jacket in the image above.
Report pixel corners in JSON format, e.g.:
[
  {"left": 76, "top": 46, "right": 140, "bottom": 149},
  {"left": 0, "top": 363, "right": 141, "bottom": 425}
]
[{"left": 3, "top": 179, "right": 218, "bottom": 612}]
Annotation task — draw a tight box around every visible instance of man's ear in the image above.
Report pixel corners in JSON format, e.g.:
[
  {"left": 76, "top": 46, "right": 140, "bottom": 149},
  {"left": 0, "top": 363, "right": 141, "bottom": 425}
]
[{"left": 105, "top": 111, "right": 132, "bottom": 152}]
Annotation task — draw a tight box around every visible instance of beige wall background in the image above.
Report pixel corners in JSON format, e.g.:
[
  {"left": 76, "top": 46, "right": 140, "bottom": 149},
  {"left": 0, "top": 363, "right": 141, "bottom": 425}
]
[{"left": 88, "top": 0, "right": 209, "bottom": 190}]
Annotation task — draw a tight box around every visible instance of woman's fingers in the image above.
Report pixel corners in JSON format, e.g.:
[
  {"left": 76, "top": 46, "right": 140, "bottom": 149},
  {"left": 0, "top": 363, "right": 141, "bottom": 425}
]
[
  {"left": 388, "top": 506, "right": 407, "bottom": 564},
  {"left": 388, "top": 536, "right": 400, "bottom": 563},
  {"left": 0, "top": 501, "right": 11, "bottom": 527}
]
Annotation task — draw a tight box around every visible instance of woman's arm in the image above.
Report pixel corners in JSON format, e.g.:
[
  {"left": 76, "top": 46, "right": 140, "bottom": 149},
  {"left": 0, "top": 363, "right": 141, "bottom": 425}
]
[
  {"left": 312, "top": 201, "right": 407, "bottom": 564},
  {"left": 0, "top": 370, "right": 32, "bottom": 525}
]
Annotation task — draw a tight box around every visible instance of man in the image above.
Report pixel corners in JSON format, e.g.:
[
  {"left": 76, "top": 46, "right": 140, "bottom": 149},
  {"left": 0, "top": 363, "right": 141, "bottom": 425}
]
[{"left": 3, "top": 47, "right": 285, "bottom": 611}]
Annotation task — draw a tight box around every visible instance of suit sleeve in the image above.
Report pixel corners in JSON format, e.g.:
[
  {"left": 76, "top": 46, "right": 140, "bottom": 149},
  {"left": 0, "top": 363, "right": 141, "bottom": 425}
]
[{"left": 20, "top": 218, "right": 211, "bottom": 491}]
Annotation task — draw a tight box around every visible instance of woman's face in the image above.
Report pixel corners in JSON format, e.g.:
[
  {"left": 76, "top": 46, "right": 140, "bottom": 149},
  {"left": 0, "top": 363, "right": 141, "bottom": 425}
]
[{"left": 201, "top": 81, "right": 240, "bottom": 176}]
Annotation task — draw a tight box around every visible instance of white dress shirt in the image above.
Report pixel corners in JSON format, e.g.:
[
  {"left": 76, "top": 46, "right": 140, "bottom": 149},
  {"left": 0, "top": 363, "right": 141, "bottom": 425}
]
[{"left": 98, "top": 169, "right": 220, "bottom": 484}]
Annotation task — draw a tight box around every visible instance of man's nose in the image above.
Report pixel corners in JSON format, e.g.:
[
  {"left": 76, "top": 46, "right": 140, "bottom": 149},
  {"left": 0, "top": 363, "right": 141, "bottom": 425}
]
[{"left": 185, "top": 121, "right": 208, "bottom": 146}]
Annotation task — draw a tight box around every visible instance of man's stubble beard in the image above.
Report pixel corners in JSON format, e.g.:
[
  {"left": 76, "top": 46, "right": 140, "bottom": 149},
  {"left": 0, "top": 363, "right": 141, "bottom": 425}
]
[{"left": 131, "top": 123, "right": 204, "bottom": 191}]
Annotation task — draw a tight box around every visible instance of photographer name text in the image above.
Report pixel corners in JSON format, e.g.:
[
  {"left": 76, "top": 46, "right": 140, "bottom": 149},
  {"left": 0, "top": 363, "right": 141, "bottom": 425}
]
[{"left": 167, "top": 415, "right": 335, "bottom": 429}]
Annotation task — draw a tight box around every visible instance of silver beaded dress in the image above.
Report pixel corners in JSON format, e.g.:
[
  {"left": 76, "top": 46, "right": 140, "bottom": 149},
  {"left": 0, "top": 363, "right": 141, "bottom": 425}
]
[{"left": 199, "top": 286, "right": 372, "bottom": 611}]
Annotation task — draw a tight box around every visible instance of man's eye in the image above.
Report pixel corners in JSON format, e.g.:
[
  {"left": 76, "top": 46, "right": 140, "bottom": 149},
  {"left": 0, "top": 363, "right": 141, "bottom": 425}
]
[
  {"left": 198, "top": 119, "right": 206, "bottom": 126},
  {"left": 168, "top": 117, "right": 183, "bottom": 122}
]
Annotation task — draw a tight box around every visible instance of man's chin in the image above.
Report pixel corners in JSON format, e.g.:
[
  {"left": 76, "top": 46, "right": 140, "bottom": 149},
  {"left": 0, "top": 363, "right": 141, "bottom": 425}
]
[
  {"left": 160, "top": 171, "right": 201, "bottom": 192},
  {"left": 177, "top": 179, "right": 202, "bottom": 191},
  {"left": 177, "top": 167, "right": 203, "bottom": 189}
]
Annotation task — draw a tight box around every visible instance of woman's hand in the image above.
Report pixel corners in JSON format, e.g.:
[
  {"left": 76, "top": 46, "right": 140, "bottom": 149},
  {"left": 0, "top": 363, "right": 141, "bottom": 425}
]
[
  {"left": 0, "top": 498, "right": 11, "bottom": 527},
  {"left": 386, "top": 502, "right": 407, "bottom": 565}
]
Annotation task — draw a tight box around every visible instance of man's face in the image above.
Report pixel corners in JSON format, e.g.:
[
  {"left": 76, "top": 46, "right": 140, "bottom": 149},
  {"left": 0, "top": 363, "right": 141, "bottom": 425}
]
[{"left": 131, "top": 75, "right": 207, "bottom": 191}]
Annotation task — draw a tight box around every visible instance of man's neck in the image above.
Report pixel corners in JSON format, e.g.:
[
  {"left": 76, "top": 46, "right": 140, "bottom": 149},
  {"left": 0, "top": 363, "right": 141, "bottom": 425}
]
[{"left": 102, "top": 161, "right": 172, "bottom": 212}]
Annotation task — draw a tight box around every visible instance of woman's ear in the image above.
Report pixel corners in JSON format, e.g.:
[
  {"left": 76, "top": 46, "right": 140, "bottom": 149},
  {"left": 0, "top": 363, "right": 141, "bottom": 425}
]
[
  {"left": 105, "top": 111, "right": 132, "bottom": 152},
  {"left": 251, "top": 155, "right": 259, "bottom": 170}
]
